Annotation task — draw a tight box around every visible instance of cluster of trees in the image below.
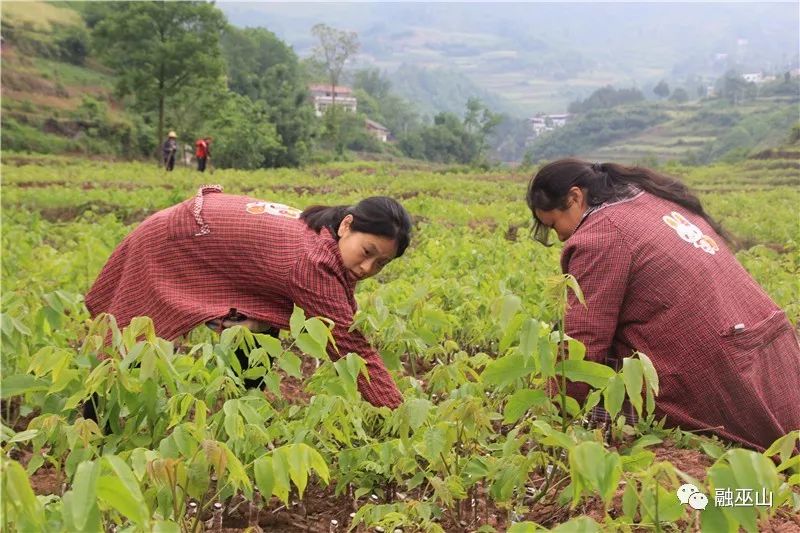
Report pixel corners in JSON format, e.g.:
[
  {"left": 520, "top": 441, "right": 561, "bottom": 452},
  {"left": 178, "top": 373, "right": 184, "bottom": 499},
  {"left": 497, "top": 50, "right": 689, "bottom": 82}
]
[
  {"left": 567, "top": 86, "right": 645, "bottom": 113},
  {"left": 24, "top": 2, "right": 501, "bottom": 169},
  {"left": 523, "top": 107, "right": 668, "bottom": 163}
]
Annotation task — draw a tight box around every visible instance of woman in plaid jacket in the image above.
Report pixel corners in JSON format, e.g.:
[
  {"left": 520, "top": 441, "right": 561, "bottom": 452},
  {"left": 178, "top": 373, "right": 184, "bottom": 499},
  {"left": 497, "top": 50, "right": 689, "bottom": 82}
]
[
  {"left": 526, "top": 158, "right": 800, "bottom": 451},
  {"left": 85, "top": 186, "right": 411, "bottom": 409}
]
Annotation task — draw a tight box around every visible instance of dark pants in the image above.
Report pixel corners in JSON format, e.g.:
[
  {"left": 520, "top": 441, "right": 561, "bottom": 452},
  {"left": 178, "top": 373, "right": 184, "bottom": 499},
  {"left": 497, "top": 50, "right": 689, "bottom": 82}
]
[
  {"left": 164, "top": 153, "right": 175, "bottom": 171},
  {"left": 235, "top": 329, "right": 278, "bottom": 390},
  {"left": 197, "top": 157, "right": 207, "bottom": 172}
]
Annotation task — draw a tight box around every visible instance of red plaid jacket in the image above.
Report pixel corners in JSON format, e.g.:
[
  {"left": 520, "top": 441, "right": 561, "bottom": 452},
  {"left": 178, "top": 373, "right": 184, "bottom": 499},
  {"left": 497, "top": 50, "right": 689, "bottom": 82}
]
[
  {"left": 561, "top": 192, "right": 800, "bottom": 451},
  {"left": 85, "top": 188, "right": 403, "bottom": 408}
]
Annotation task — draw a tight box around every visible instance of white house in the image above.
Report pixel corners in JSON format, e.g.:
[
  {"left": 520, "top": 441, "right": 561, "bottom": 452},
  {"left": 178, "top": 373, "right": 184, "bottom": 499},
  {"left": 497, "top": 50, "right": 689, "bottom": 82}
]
[
  {"left": 742, "top": 73, "right": 764, "bottom": 83},
  {"left": 365, "top": 119, "right": 390, "bottom": 142},
  {"left": 308, "top": 84, "right": 357, "bottom": 117},
  {"left": 529, "top": 113, "right": 570, "bottom": 137}
]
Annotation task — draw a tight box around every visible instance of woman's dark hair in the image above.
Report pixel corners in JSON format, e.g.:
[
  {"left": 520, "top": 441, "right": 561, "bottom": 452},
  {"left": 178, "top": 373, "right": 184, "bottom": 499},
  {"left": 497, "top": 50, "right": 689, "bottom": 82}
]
[
  {"left": 300, "top": 196, "right": 413, "bottom": 257},
  {"left": 526, "top": 158, "right": 729, "bottom": 245}
]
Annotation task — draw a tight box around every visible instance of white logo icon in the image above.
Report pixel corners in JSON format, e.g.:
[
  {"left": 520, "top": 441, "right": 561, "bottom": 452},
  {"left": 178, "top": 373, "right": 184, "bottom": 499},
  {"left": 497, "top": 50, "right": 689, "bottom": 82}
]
[
  {"left": 689, "top": 492, "right": 709, "bottom": 510},
  {"left": 677, "top": 483, "right": 707, "bottom": 510}
]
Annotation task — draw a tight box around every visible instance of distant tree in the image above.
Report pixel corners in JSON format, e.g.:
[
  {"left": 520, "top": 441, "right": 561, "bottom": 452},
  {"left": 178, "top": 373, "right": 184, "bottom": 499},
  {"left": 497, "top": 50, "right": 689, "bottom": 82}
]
[
  {"left": 311, "top": 23, "right": 359, "bottom": 154},
  {"left": 653, "top": 80, "right": 670, "bottom": 99},
  {"left": 464, "top": 97, "right": 502, "bottom": 159},
  {"left": 93, "top": 1, "right": 226, "bottom": 156},
  {"left": 354, "top": 68, "right": 391, "bottom": 100},
  {"left": 669, "top": 87, "right": 689, "bottom": 103},
  {"left": 789, "top": 122, "right": 800, "bottom": 144},
  {"left": 568, "top": 86, "right": 644, "bottom": 113},
  {"left": 311, "top": 24, "right": 359, "bottom": 109},
  {"left": 719, "top": 70, "right": 749, "bottom": 105},
  {"left": 399, "top": 100, "right": 500, "bottom": 165},
  {"left": 221, "top": 26, "right": 315, "bottom": 166}
]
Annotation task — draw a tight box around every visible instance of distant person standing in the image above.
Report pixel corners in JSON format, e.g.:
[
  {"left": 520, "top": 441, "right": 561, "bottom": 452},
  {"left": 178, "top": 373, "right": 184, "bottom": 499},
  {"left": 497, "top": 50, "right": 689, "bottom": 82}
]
[
  {"left": 195, "top": 137, "right": 211, "bottom": 172},
  {"left": 162, "top": 131, "right": 178, "bottom": 171}
]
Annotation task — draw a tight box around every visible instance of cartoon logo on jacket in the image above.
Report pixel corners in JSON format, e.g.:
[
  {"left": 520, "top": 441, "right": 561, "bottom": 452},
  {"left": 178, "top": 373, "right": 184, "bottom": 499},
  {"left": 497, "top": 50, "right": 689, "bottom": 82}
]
[
  {"left": 245, "top": 201, "right": 301, "bottom": 219},
  {"left": 662, "top": 211, "right": 719, "bottom": 255}
]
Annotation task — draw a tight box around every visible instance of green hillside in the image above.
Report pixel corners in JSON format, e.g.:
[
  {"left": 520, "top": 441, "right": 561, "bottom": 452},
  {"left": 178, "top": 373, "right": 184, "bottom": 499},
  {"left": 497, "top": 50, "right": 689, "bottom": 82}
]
[
  {"left": 0, "top": 2, "right": 153, "bottom": 157},
  {"left": 523, "top": 88, "right": 800, "bottom": 165}
]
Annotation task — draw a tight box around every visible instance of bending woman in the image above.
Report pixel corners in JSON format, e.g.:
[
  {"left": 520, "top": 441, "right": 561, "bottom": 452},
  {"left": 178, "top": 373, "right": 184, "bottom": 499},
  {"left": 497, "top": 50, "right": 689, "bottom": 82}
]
[
  {"left": 526, "top": 158, "right": 800, "bottom": 451},
  {"left": 85, "top": 185, "right": 411, "bottom": 408}
]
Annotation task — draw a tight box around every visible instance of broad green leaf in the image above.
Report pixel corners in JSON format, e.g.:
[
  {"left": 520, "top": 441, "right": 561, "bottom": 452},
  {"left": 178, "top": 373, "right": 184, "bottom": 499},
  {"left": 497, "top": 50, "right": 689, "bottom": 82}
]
[
  {"left": 503, "top": 389, "right": 547, "bottom": 424},
  {"left": 255, "top": 334, "right": 284, "bottom": 359},
  {"left": 295, "top": 332, "right": 326, "bottom": 359},
  {"left": 254, "top": 456, "right": 275, "bottom": 500},
  {"left": 603, "top": 374, "right": 625, "bottom": 419},
  {"left": 639, "top": 483, "right": 685, "bottom": 524},
  {"left": 6, "top": 429, "right": 39, "bottom": 443},
  {"left": 305, "top": 317, "right": 334, "bottom": 350},
  {"left": 498, "top": 293, "right": 522, "bottom": 330},
  {"left": 569, "top": 442, "right": 622, "bottom": 505},
  {"left": 1, "top": 459, "right": 45, "bottom": 530},
  {"left": 70, "top": 460, "right": 100, "bottom": 531},
  {"left": 700, "top": 442, "right": 726, "bottom": 460},
  {"left": 564, "top": 274, "right": 586, "bottom": 306},
  {"left": 499, "top": 313, "right": 524, "bottom": 353},
  {"left": 551, "top": 517, "right": 600, "bottom": 533},
  {"left": 481, "top": 352, "right": 537, "bottom": 387},
  {"left": 637, "top": 351, "right": 659, "bottom": 395},
  {"left": 289, "top": 305, "right": 306, "bottom": 339},
  {"left": 271, "top": 450, "right": 291, "bottom": 504},
  {"left": 560, "top": 359, "right": 615, "bottom": 389},
  {"left": 518, "top": 318, "right": 540, "bottom": 362},
  {"left": 567, "top": 337, "right": 586, "bottom": 360},
  {"left": 277, "top": 351, "right": 302, "bottom": 378},
  {"left": 101, "top": 455, "right": 148, "bottom": 526},
  {"left": 622, "top": 358, "right": 644, "bottom": 416},
  {"left": 404, "top": 398, "right": 432, "bottom": 431},
  {"left": 152, "top": 521, "right": 181, "bottom": 533},
  {"left": 0, "top": 374, "right": 49, "bottom": 398},
  {"left": 622, "top": 480, "right": 638, "bottom": 518}
]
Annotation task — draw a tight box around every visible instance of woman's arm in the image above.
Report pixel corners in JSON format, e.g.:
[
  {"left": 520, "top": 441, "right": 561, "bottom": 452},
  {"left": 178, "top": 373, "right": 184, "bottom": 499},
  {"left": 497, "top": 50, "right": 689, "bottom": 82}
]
[
  {"left": 289, "top": 255, "right": 403, "bottom": 409},
  {"left": 560, "top": 217, "right": 632, "bottom": 400}
]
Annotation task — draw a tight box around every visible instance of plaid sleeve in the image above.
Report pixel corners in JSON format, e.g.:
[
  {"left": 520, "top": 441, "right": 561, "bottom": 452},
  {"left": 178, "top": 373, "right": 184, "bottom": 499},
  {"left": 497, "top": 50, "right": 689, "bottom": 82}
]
[
  {"left": 562, "top": 216, "right": 632, "bottom": 364},
  {"left": 289, "top": 253, "right": 403, "bottom": 409}
]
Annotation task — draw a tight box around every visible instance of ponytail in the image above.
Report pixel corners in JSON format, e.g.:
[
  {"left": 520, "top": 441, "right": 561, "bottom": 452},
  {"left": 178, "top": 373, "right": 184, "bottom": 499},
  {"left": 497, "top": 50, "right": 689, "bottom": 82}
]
[{"left": 527, "top": 158, "right": 729, "bottom": 242}]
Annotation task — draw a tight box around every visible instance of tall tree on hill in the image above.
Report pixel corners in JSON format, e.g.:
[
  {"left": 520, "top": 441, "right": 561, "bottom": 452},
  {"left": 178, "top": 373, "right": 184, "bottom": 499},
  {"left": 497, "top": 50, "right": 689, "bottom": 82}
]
[
  {"left": 92, "top": 1, "right": 226, "bottom": 158},
  {"left": 311, "top": 24, "right": 359, "bottom": 108},
  {"left": 653, "top": 80, "right": 670, "bottom": 99},
  {"left": 311, "top": 24, "right": 359, "bottom": 155}
]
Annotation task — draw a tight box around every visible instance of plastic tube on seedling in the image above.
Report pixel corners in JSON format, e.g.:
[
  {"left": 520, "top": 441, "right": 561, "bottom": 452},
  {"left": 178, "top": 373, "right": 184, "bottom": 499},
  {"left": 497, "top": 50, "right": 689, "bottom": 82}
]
[
  {"left": 213, "top": 502, "right": 224, "bottom": 531},
  {"left": 375, "top": 527, "right": 385, "bottom": 533},
  {"left": 394, "top": 528, "right": 403, "bottom": 533},
  {"left": 187, "top": 501, "right": 198, "bottom": 517},
  {"left": 249, "top": 490, "right": 261, "bottom": 526},
  {"left": 545, "top": 465, "right": 554, "bottom": 475},
  {"left": 396, "top": 492, "right": 406, "bottom": 500},
  {"left": 349, "top": 512, "right": 356, "bottom": 519},
  {"left": 370, "top": 494, "right": 379, "bottom": 502},
  {"left": 329, "top": 519, "right": 339, "bottom": 532}
]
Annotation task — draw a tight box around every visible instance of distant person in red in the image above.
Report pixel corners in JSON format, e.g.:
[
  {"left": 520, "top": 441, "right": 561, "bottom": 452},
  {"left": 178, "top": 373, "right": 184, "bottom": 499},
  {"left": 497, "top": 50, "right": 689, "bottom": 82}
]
[
  {"left": 195, "top": 137, "right": 211, "bottom": 171},
  {"left": 526, "top": 158, "right": 800, "bottom": 452},
  {"left": 85, "top": 187, "right": 410, "bottom": 410}
]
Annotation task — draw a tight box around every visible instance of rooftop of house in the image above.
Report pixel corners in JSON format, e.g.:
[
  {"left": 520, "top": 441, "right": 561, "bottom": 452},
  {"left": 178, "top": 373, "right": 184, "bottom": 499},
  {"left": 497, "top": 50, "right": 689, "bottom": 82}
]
[{"left": 308, "top": 84, "right": 353, "bottom": 95}]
